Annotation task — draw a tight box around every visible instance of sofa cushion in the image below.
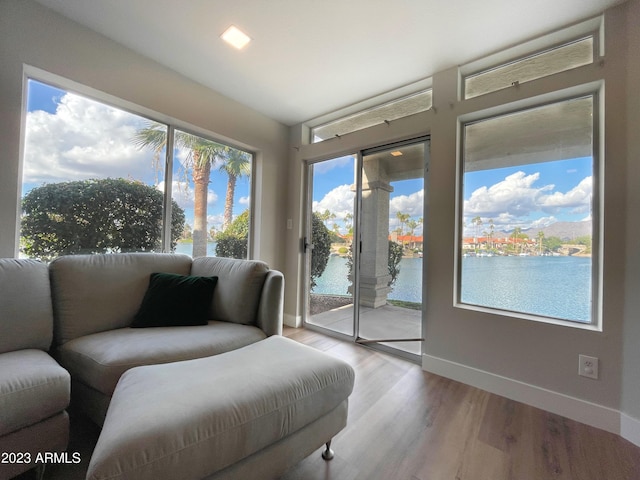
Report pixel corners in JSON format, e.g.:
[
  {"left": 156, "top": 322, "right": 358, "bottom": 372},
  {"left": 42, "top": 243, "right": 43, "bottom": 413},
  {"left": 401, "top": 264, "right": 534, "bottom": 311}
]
[
  {"left": 132, "top": 273, "right": 218, "bottom": 328},
  {"left": 56, "top": 321, "right": 267, "bottom": 396},
  {"left": 190, "top": 257, "right": 269, "bottom": 325},
  {"left": 0, "top": 259, "right": 53, "bottom": 354},
  {"left": 49, "top": 253, "right": 192, "bottom": 345},
  {"left": 0, "top": 349, "right": 70, "bottom": 436},
  {"left": 86, "top": 336, "right": 355, "bottom": 480}
]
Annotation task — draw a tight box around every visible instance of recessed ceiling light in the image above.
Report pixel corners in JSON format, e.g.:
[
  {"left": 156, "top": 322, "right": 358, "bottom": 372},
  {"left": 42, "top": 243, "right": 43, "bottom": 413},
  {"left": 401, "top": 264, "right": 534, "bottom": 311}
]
[
  {"left": 390, "top": 151, "right": 403, "bottom": 157},
  {"left": 221, "top": 25, "right": 251, "bottom": 50}
]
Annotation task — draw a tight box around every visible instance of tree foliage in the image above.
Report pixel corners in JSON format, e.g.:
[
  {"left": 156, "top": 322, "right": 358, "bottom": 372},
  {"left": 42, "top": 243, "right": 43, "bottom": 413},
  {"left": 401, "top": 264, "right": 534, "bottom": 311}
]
[
  {"left": 387, "top": 241, "right": 403, "bottom": 288},
  {"left": 21, "top": 178, "right": 185, "bottom": 261},
  {"left": 310, "top": 212, "right": 332, "bottom": 289},
  {"left": 215, "top": 209, "right": 249, "bottom": 259},
  {"left": 133, "top": 123, "right": 251, "bottom": 258},
  {"left": 543, "top": 236, "right": 563, "bottom": 252},
  {"left": 345, "top": 240, "right": 404, "bottom": 294}
]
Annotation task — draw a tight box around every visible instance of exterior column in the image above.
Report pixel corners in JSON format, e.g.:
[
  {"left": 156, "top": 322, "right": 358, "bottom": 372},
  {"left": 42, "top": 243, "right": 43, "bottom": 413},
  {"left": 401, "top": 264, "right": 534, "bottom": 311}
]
[{"left": 358, "top": 159, "right": 393, "bottom": 308}]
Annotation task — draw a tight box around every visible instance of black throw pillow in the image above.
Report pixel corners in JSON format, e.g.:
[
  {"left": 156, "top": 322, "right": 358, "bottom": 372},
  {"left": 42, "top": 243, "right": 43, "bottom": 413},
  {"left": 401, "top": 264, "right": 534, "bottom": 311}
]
[{"left": 131, "top": 272, "right": 218, "bottom": 328}]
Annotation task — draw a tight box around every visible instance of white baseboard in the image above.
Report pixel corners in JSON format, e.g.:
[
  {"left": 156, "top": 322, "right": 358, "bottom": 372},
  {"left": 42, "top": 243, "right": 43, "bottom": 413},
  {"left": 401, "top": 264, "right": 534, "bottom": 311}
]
[
  {"left": 422, "top": 353, "right": 621, "bottom": 436},
  {"left": 283, "top": 314, "right": 301, "bottom": 328},
  {"left": 621, "top": 413, "right": 640, "bottom": 447}
]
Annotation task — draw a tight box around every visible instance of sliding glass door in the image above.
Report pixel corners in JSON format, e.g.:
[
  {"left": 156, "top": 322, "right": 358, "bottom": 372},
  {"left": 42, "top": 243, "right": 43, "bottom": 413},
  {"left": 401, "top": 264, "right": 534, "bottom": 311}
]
[
  {"left": 304, "top": 138, "right": 429, "bottom": 360},
  {"left": 305, "top": 155, "right": 357, "bottom": 337},
  {"left": 357, "top": 140, "right": 427, "bottom": 355}
]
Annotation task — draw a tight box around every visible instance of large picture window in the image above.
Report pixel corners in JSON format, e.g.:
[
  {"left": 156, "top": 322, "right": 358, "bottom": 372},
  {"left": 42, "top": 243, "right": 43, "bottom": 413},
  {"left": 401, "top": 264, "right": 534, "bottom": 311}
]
[
  {"left": 458, "top": 95, "right": 599, "bottom": 325},
  {"left": 21, "top": 78, "right": 252, "bottom": 261}
]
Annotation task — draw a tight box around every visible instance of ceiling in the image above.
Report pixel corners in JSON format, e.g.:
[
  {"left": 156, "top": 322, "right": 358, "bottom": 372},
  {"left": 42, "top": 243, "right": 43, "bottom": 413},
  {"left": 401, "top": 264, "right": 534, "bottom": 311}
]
[{"left": 34, "top": 0, "right": 623, "bottom": 126}]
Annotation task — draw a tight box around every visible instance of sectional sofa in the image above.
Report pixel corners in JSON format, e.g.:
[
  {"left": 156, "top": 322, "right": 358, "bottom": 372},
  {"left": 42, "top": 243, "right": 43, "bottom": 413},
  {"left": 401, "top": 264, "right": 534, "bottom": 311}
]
[
  {"left": 0, "top": 258, "right": 71, "bottom": 480},
  {"left": 48, "top": 253, "right": 284, "bottom": 427},
  {"left": 0, "top": 252, "right": 356, "bottom": 479}
]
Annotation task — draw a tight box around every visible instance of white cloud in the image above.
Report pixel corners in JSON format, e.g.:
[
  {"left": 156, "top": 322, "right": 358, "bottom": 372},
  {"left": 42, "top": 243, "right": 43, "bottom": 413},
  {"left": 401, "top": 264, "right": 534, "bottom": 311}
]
[
  {"left": 312, "top": 184, "right": 355, "bottom": 219},
  {"left": 529, "top": 216, "right": 559, "bottom": 229},
  {"left": 239, "top": 196, "right": 251, "bottom": 206},
  {"left": 539, "top": 176, "right": 592, "bottom": 214},
  {"left": 313, "top": 155, "right": 355, "bottom": 175},
  {"left": 207, "top": 213, "right": 225, "bottom": 231},
  {"left": 23, "top": 92, "right": 157, "bottom": 185},
  {"left": 464, "top": 171, "right": 553, "bottom": 218},
  {"left": 465, "top": 171, "right": 592, "bottom": 220},
  {"left": 157, "top": 181, "right": 218, "bottom": 209},
  {"left": 390, "top": 189, "right": 424, "bottom": 218}
]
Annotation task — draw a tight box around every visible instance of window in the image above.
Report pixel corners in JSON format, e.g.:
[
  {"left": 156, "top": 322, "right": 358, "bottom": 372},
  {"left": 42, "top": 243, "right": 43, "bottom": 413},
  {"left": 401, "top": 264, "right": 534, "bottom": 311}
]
[
  {"left": 458, "top": 95, "right": 599, "bottom": 326},
  {"left": 311, "top": 90, "right": 432, "bottom": 143},
  {"left": 21, "top": 78, "right": 252, "bottom": 261},
  {"left": 464, "top": 37, "right": 594, "bottom": 99},
  {"left": 170, "top": 129, "right": 252, "bottom": 259}
]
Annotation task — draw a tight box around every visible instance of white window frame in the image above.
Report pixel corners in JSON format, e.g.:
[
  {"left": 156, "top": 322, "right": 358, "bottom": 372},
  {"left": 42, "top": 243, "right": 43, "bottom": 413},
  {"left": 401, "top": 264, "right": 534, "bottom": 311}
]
[
  {"left": 20, "top": 66, "right": 256, "bottom": 259},
  {"left": 454, "top": 88, "right": 603, "bottom": 331},
  {"left": 460, "top": 16, "right": 603, "bottom": 100}
]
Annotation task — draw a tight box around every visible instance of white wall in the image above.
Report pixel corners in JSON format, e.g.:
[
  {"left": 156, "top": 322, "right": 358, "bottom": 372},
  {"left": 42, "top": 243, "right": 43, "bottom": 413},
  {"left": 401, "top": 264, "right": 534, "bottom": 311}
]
[
  {"left": 287, "top": 0, "right": 640, "bottom": 442},
  {"left": 0, "top": 0, "right": 289, "bottom": 270}
]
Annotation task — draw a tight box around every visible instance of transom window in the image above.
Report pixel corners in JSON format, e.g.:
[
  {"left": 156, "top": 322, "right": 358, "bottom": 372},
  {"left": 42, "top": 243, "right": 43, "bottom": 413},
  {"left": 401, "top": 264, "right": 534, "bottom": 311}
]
[
  {"left": 464, "top": 36, "right": 595, "bottom": 99},
  {"left": 311, "top": 89, "right": 432, "bottom": 143}
]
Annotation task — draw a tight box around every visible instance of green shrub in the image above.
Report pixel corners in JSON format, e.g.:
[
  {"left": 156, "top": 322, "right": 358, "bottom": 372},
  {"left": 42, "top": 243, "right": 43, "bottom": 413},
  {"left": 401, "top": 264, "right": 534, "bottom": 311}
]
[
  {"left": 346, "top": 240, "right": 403, "bottom": 293},
  {"left": 215, "top": 210, "right": 249, "bottom": 259},
  {"left": 310, "top": 212, "right": 331, "bottom": 289},
  {"left": 21, "top": 178, "right": 185, "bottom": 261},
  {"left": 388, "top": 241, "right": 403, "bottom": 288}
]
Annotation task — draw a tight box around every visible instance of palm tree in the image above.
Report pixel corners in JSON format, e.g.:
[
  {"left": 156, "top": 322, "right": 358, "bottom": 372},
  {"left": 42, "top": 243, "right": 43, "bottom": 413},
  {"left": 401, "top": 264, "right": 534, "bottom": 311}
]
[
  {"left": 133, "top": 123, "right": 226, "bottom": 258},
  {"left": 511, "top": 227, "right": 522, "bottom": 254},
  {"left": 396, "top": 212, "right": 410, "bottom": 244},
  {"left": 219, "top": 149, "right": 251, "bottom": 231},
  {"left": 538, "top": 230, "right": 545, "bottom": 256},
  {"left": 488, "top": 219, "right": 495, "bottom": 250},
  {"left": 406, "top": 219, "right": 418, "bottom": 248},
  {"left": 472, "top": 216, "right": 483, "bottom": 244},
  {"left": 344, "top": 212, "right": 353, "bottom": 236},
  {"left": 317, "top": 209, "right": 336, "bottom": 230}
]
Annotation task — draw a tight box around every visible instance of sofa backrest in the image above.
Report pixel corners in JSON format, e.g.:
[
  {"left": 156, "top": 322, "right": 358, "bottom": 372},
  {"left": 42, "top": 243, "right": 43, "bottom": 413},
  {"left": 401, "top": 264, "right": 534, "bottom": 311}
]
[
  {"left": 0, "top": 258, "right": 54, "bottom": 354},
  {"left": 190, "top": 256, "right": 269, "bottom": 326},
  {"left": 49, "top": 253, "right": 192, "bottom": 345}
]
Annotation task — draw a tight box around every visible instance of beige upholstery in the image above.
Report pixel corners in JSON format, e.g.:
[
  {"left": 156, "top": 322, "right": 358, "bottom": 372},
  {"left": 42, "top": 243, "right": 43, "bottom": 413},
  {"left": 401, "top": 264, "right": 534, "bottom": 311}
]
[
  {"left": 0, "top": 258, "right": 71, "bottom": 480},
  {"left": 49, "top": 253, "right": 285, "bottom": 426},
  {"left": 0, "top": 259, "right": 53, "bottom": 353},
  {"left": 0, "top": 349, "right": 70, "bottom": 436},
  {"left": 86, "top": 336, "right": 355, "bottom": 480},
  {"left": 58, "top": 321, "right": 266, "bottom": 396},
  {"left": 191, "top": 256, "right": 270, "bottom": 325},
  {"left": 50, "top": 253, "right": 192, "bottom": 345}
]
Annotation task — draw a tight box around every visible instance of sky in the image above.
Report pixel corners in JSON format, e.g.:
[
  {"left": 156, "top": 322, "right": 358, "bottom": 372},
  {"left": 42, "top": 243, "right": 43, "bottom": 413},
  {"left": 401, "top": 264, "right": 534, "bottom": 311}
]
[
  {"left": 22, "top": 79, "right": 251, "bottom": 233},
  {"left": 24, "top": 79, "right": 592, "bottom": 238},
  {"left": 463, "top": 157, "right": 592, "bottom": 233},
  {"left": 312, "top": 154, "right": 592, "bottom": 237},
  {"left": 312, "top": 155, "right": 425, "bottom": 235}
]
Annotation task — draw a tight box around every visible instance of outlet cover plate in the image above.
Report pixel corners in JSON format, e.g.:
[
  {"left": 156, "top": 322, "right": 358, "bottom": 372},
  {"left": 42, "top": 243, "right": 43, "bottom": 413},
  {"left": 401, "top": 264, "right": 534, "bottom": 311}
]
[{"left": 579, "top": 354, "right": 599, "bottom": 379}]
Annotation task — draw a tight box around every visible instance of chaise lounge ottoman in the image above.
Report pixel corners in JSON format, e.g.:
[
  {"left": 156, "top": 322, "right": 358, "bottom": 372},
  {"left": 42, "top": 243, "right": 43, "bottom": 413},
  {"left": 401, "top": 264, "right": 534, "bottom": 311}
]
[{"left": 86, "top": 336, "right": 355, "bottom": 480}]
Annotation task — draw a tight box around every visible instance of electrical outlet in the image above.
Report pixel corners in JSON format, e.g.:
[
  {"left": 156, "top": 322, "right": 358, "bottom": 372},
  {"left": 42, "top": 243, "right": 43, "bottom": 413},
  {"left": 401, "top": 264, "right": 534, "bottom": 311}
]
[{"left": 578, "top": 354, "right": 599, "bottom": 379}]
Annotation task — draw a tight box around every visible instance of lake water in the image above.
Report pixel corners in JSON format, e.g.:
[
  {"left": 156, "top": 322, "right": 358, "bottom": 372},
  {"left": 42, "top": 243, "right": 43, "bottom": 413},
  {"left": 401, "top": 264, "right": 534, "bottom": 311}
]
[
  {"left": 312, "top": 255, "right": 423, "bottom": 302},
  {"left": 175, "top": 242, "right": 217, "bottom": 257},
  {"left": 313, "top": 254, "right": 591, "bottom": 322}
]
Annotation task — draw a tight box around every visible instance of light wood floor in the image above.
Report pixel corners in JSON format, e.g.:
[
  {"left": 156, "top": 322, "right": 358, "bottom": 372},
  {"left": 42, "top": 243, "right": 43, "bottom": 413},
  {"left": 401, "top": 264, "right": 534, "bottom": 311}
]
[
  {"left": 21, "top": 327, "right": 640, "bottom": 480},
  {"left": 280, "top": 327, "right": 640, "bottom": 480}
]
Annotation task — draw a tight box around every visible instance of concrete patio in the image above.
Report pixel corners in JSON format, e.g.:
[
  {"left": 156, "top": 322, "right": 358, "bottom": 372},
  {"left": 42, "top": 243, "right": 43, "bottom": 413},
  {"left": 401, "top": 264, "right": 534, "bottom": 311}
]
[{"left": 308, "top": 300, "right": 422, "bottom": 355}]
